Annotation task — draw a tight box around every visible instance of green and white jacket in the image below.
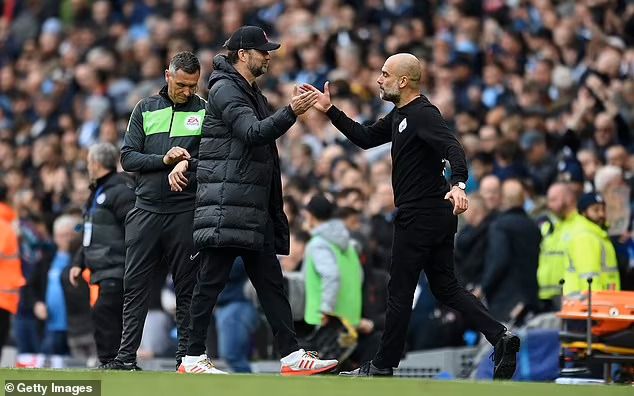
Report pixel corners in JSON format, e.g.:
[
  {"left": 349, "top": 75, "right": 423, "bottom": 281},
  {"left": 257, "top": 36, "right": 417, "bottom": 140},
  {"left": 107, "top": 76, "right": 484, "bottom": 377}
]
[{"left": 121, "top": 85, "right": 206, "bottom": 214}]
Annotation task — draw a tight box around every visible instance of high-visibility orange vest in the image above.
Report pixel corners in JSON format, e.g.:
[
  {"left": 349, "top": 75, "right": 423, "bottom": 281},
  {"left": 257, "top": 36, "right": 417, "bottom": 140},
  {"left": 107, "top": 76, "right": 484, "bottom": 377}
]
[{"left": 0, "top": 203, "right": 26, "bottom": 314}]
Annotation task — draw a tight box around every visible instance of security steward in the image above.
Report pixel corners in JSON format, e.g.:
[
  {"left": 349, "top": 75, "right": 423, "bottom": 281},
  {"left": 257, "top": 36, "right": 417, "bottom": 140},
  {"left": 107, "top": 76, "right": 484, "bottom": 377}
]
[
  {"left": 564, "top": 193, "right": 620, "bottom": 295},
  {"left": 537, "top": 182, "right": 585, "bottom": 309},
  {"left": 103, "top": 51, "right": 205, "bottom": 371},
  {"left": 69, "top": 143, "right": 135, "bottom": 366}
]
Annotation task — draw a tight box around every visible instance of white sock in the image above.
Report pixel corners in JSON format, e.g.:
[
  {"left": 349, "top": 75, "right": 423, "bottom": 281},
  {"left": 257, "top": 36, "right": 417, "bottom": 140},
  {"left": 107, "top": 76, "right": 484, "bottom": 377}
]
[{"left": 183, "top": 354, "right": 206, "bottom": 364}]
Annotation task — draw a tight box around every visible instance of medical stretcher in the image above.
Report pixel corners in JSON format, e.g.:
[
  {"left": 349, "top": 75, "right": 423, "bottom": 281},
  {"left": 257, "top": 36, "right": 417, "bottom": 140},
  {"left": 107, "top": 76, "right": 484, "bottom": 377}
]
[{"left": 558, "top": 286, "right": 634, "bottom": 384}]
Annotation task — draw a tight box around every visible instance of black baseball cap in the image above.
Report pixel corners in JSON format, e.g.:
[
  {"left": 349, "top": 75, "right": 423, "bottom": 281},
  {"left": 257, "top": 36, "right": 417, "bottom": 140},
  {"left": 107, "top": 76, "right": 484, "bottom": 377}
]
[
  {"left": 578, "top": 193, "right": 605, "bottom": 213},
  {"left": 224, "top": 26, "right": 280, "bottom": 51},
  {"left": 305, "top": 194, "right": 335, "bottom": 221}
]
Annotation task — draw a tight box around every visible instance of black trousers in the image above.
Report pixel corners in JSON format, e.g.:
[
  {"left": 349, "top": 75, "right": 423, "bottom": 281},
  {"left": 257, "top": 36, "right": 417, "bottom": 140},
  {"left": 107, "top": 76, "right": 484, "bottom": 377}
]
[
  {"left": 118, "top": 207, "right": 199, "bottom": 364},
  {"left": 373, "top": 207, "right": 505, "bottom": 369},
  {"left": 93, "top": 278, "right": 124, "bottom": 364},
  {"left": 187, "top": 221, "right": 298, "bottom": 357},
  {"left": 0, "top": 308, "right": 10, "bottom": 361}
]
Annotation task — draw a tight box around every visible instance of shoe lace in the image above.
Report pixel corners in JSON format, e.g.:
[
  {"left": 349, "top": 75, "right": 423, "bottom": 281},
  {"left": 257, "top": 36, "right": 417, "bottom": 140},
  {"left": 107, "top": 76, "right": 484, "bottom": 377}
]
[
  {"left": 304, "top": 351, "right": 320, "bottom": 360},
  {"left": 360, "top": 361, "right": 372, "bottom": 374},
  {"left": 107, "top": 360, "right": 122, "bottom": 368},
  {"left": 200, "top": 358, "right": 216, "bottom": 369}
]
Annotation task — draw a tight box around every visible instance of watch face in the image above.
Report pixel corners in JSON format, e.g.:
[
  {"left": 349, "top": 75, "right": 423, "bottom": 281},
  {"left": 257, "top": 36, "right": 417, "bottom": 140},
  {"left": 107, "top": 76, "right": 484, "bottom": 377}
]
[{"left": 457, "top": 182, "right": 466, "bottom": 190}]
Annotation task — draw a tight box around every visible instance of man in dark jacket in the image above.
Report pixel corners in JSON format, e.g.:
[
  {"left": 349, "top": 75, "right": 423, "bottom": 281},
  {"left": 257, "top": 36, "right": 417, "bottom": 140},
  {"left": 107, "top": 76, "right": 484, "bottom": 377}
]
[
  {"left": 482, "top": 179, "right": 541, "bottom": 323},
  {"left": 104, "top": 52, "right": 205, "bottom": 371},
  {"left": 177, "top": 26, "right": 337, "bottom": 375},
  {"left": 69, "top": 143, "right": 135, "bottom": 366},
  {"left": 454, "top": 193, "right": 492, "bottom": 291}
]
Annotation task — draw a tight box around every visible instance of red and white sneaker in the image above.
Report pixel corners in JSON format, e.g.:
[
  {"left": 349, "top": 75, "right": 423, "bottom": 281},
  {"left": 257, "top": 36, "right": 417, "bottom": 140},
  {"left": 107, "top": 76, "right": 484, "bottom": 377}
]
[
  {"left": 280, "top": 349, "right": 338, "bottom": 376},
  {"left": 178, "top": 354, "right": 228, "bottom": 374}
]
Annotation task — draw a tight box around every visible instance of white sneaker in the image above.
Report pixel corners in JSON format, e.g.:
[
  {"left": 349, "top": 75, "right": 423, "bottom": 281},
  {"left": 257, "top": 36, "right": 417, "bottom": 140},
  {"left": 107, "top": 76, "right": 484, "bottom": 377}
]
[
  {"left": 280, "top": 349, "right": 338, "bottom": 376},
  {"left": 178, "top": 354, "right": 228, "bottom": 374}
]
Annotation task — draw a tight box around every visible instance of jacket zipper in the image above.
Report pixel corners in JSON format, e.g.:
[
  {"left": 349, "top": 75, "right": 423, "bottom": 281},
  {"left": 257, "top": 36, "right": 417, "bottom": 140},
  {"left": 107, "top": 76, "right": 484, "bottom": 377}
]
[
  {"left": 168, "top": 104, "right": 175, "bottom": 134},
  {"left": 163, "top": 105, "right": 176, "bottom": 206}
]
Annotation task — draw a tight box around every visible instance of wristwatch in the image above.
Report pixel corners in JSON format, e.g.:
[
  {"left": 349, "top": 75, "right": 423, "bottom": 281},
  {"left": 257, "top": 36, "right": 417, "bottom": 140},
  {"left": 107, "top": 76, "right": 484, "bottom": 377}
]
[{"left": 453, "top": 182, "right": 466, "bottom": 190}]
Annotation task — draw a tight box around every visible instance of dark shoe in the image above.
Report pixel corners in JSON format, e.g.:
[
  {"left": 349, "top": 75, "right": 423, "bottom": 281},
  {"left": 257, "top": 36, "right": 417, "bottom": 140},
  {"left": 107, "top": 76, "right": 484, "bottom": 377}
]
[
  {"left": 493, "top": 331, "right": 520, "bottom": 380},
  {"left": 339, "top": 361, "right": 393, "bottom": 377},
  {"left": 97, "top": 359, "right": 142, "bottom": 371}
]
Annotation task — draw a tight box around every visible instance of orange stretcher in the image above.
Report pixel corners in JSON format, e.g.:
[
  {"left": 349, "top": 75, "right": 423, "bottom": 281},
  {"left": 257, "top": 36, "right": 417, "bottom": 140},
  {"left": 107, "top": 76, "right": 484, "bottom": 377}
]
[
  {"left": 557, "top": 290, "right": 634, "bottom": 383},
  {"left": 558, "top": 291, "right": 634, "bottom": 336}
]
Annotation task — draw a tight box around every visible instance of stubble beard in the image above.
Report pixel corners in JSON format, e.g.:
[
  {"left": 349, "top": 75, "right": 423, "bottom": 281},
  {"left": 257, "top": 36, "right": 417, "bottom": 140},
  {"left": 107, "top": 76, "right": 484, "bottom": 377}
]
[
  {"left": 380, "top": 88, "right": 400, "bottom": 104},
  {"left": 248, "top": 60, "right": 267, "bottom": 78}
]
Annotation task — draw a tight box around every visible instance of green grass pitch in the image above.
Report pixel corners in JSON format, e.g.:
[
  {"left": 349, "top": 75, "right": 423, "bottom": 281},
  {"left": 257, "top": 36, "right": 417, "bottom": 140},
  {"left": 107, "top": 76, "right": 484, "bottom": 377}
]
[{"left": 1, "top": 369, "right": 631, "bottom": 396}]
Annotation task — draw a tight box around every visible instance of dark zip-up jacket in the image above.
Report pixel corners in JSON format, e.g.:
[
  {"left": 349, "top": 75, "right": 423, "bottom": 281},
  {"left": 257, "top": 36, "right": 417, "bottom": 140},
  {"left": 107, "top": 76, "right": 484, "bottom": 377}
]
[
  {"left": 326, "top": 95, "right": 468, "bottom": 209},
  {"left": 121, "top": 85, "right": 206, "bottom": 214},
  {"left": 483, "top": 207, "right": 541, "bottom": 321},
  {"left": 194, "top": 55, "right": 295, "bottom": 254},
  {"left": 73, "top": 172, "right": 135, "bottom": 284}
]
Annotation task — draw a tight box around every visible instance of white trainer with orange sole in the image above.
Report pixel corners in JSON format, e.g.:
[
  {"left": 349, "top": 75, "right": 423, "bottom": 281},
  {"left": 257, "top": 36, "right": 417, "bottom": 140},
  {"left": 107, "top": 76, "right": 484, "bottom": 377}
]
[
  {"left": 280, "top": 349, "right": 338, "bottom": 376},
  {"left": 178, "top": 354, "right": 228, "bottom": 374}
]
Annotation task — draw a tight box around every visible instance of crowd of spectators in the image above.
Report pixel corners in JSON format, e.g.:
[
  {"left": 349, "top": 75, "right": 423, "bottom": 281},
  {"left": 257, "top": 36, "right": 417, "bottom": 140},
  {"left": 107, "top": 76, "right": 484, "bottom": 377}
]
[{"left": 0, "top": 0, "right": 633, "bottom": 368}]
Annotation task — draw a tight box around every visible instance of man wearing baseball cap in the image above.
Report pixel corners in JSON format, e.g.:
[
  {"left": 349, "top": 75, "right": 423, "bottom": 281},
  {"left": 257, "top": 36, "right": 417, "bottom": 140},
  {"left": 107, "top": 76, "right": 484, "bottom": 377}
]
[
  {"left": 563, "top": 193, "right": 620, "bottom": 295},
  {"left": 175, "top": 26, "right": 338, "bottom": 375},
  {"left": 223, "top": 25, "right": 282, "bottom": 52}
]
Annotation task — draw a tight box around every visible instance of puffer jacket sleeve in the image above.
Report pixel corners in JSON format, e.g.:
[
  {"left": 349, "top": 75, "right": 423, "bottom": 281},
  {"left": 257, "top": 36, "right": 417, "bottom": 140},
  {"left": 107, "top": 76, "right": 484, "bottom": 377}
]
[{"left": 211, "top": 82, "right": 297, "bottom": 146}]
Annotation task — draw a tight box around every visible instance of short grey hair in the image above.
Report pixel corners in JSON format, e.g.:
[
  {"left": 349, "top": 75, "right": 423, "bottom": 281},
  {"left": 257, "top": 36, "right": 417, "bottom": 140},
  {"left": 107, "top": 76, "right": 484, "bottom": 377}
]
[
  {"left": 169, "top": 51, "right": 200, "bottom": 74},
  {"left": 88, "top": 142, "right": 119, "bottom": 171}
]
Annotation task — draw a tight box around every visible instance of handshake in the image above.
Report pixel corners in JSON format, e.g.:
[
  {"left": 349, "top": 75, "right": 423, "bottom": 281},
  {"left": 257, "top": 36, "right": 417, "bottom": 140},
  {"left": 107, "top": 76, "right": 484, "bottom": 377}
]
[{"left": 289, "top": 82, "right": 333, "bottom": 116}]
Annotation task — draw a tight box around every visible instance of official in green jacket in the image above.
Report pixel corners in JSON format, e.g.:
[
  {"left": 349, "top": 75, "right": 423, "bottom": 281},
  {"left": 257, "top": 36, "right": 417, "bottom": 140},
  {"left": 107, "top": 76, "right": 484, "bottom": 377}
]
[{"left": 103, "top": 52, "right": 205, "bottom": 371}]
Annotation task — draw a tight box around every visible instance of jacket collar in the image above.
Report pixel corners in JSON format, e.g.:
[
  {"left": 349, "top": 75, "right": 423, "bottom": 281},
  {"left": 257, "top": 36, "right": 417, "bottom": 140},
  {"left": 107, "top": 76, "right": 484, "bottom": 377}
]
[
  {"left": 91, "top": 171, "right": 115, "bottom": 191},
  {"left": 158, "top": 85, "right": 196, "bottom": 108},
  {"left": 208, "top": 55, "right": 259, "bottom": 97}
]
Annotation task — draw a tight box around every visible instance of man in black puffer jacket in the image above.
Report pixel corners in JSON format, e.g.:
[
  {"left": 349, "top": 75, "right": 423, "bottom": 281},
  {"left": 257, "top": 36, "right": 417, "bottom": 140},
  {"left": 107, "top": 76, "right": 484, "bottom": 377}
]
[
  {"left": 69, "top": 142, "right": 135, "bottom": 365},
  {"left": 174, "top": 26, "right": 338, "bottom": 375}
]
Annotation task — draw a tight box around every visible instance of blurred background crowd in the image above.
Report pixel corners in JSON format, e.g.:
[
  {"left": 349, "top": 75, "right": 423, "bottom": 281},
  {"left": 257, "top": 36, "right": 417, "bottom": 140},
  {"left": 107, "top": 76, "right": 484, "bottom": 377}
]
[{"left": 0, "top": 0, "right": 633, "bottom": 371}]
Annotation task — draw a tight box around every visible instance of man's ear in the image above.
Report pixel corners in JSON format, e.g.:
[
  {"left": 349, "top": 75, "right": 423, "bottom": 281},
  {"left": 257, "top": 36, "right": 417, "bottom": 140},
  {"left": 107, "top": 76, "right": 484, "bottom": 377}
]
[
  {"left": 164, "top": 69, "right": 170, "bottom": 84},
  {"left": 399, "top": 76, "right": 408, "bottom": 89},
  {"left": 238, "top": 49, "right": 248, "bottom": 62}
]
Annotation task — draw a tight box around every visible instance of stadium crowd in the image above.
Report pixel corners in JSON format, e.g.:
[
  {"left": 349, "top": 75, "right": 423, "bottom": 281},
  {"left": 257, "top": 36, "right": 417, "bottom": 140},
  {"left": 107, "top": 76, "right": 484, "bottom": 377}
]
[{"left": 0, "top": 0, "right": 633, "bottom": 372}]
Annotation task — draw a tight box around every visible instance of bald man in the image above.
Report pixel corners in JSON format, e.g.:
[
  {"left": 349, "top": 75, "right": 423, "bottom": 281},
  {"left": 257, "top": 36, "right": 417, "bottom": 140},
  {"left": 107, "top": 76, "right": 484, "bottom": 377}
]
[
  {"left": 482, "top": 180, "right": 540, "bottom": 322},
  {"left": 479, "top": 174, "right": 502, "bottom": 213},
  {"left": 537, "top": 182, "right": 585, "bottom": 308},
  {"left": 302, "top": 53, "right": 519, "bottom": 379}
]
